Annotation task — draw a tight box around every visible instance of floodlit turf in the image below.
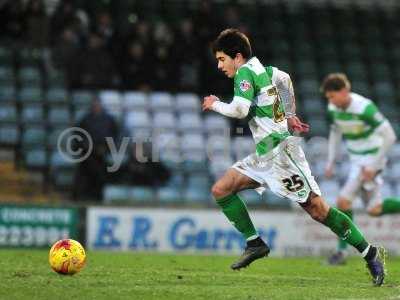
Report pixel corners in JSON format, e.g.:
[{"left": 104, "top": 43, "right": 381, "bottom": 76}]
[{"left": 1, "top": 249, "right": 400, "bottom": 300}]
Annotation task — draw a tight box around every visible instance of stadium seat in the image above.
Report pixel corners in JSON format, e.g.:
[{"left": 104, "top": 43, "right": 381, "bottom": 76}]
[
  {"left": 0, "top": 125, "right": 19, "bottom": 145},
  {"left": 149, "top": 92, "right": 174, "bottom": 111},
  {"left": 25, "top": 149, "right": 47, "bottom": 169},
  {"left": 178, "top": 113, "right": 202, "bottom": 133},
  {"left": 20, "top": 104, "right": 44, "bottom": 124},
  {"left": 153, "top": 112, "right": 176, "bottom": 130},
  {"left": 182, "top": 186, "right": 210, "bottom": 203},
  {"left": 46, "top": 87, "right": 68, "bottom": 104},
  {"left": 0, "top": 84, "right": 16, "bottom": 102},
  {"left": 232, "top": 137, "right": 255, "bottom": 160},
  {"left": 47, "top": 127, "right": 68, "bottom": 148},
  {"left": 263, "top": 189, "right": 291, "bottom": 208},
  {"left": 0, "top": 66, "right": 15, "bottom": 84},
  {"left": 319, "top": 180, "right": 340, "bottom": 205},
  {"left": 72, "top": 90, "right": 94, "bottom": 107},
  {"left": 308, "top": 118, "right": 329, "bottom": 137},
  {"left": 157, "top": 186, "right": 181, "bottom": 203},
  {"left": 187, "top": 174, "right": 211, "bottom": 190},
  {"left": 0, "top": 103, "right": 17, "bottom": 123},
  {"left": 47, "top": 106, "right": 71, "bottom": 125},
  {"left": 181, "top": 134, "right": 205, "bottom": 153},
  {"left": 123, "top": 91, "right": 148, "bottom": 111},
  {"left": 49, "top": 151, "right": 75, "bottom": 169},
  {"left": 0, "top": 47, "right": 13, "bottom": 66},
  {"left": 52, "top": 169, "right": 75, "bottom": 189},
  {"left": 103, "top": 185, "right": 130, "bottom": 203},
  {"left": 19, "top": 67, "right": 41, "bottom": 87},
  {"left": 175, "top": 93, "right": 200, "bottom": 112},
  {"left": 125, "top": 111, "right": 151, "bottom": 130},
  {"left": 18, "top": 87, "right": 42, "bottom": 103},
  {"left": 204, "top": 115, "right": 230, "bottom": 134},
  {"left": 182, "top": 152, "right": 208, "bottom": 173},
  {"left": 209, "top": 155, "right": 234, "bottom": 179},
  {"left": 207, "top": 134, "right": 231, "bottom": 158},
  {"left": 46, "top": 69, "right": 65, "bottom": 87},
  {"left": 128, "top": 186, "right": 155, "bottom": 202},
  {"left": 99, "top": 90, "right": 122, "bottom": 119},
  {"left": 21, "top": 126, "right": 46, "bottom": 148}
]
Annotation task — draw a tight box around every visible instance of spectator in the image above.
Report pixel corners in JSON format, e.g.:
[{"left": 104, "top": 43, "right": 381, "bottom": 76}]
[
  {"left": 73, "top": 98, "right": 119, "bottom": 201},
  {"left": 74, "top": 33, "right": 119, "bottom": 89},
  {"left": 121, "top": 41, "right": 153, "bottom": 90}
]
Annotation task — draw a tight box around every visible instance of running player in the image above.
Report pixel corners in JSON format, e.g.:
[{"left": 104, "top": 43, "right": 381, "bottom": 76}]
[
  {"left": 202, "top": 28, "right": 385, "bottom": 286},
  {"left": 321, "top": 73, "right": 400, "bottom": 265}
]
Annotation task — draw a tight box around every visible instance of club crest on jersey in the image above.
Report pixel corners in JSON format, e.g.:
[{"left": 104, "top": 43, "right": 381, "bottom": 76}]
[{"left": 239, "top": 80, "right": 251, "bottom": 92}]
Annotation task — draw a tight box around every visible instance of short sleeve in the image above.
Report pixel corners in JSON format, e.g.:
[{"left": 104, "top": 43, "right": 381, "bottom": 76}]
[
  {"left": 361, "top": 102, "right": 385, "bottom": 128},
  {"left": 234, "top": 67, "right": 255, "bottom": 102}
]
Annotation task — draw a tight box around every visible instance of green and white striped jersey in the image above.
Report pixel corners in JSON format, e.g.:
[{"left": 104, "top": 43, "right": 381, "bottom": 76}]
[
  {"left": 233, "top": 57, "right": 290, "bottom": 156},
  {"left": 328, "top": 93, "right": 385, "bottom": 158}
]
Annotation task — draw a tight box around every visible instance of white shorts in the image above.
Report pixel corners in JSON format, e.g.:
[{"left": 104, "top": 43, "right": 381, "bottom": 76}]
[
  {"left": 339, "top": 164, "right": 383, "bottom": 210},
  {"left": 232, "top": 140, "right": 321, "bottom": 203}
]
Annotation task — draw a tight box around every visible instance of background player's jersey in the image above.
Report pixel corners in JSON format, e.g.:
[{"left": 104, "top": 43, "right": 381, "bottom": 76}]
[
  {"left": 328, "top": 92, "right": 385, "bottom": 164},
  {"left": 234, "top": 57, "right": 290, "bottom": 156}
]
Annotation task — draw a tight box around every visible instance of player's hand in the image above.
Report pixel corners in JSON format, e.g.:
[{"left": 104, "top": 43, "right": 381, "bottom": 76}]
[
  {"left": 287, "top": 116, "right": 310, "bottom": 133},
  {"left": 361, "top": 167, "right": 377, "bottom": 182},
  {"left": 325, "top": 163, "right": 335, "bottom": 178},
  {"left": 202, "top": 95, "right": 218, "bottom": 111}
]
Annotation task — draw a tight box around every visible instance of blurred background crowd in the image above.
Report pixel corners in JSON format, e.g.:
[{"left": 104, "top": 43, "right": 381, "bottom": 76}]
[{"left": 1, "top": 0, "right": 400, "bottom": 207}]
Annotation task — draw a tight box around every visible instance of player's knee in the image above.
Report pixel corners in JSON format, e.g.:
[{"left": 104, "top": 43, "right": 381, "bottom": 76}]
[
  {"left": 211, "top": 182, "right": 230, "bottom": 199},
  {"left": 367, "top": 206, "right": 382, "bottom": 217},
  {"left": 337, "top": 197, "right": 351, "bottom": 211}
]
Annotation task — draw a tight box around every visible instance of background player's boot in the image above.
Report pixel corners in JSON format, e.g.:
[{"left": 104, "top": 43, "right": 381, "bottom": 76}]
[
  {"left": 366, "top": 246, "right": 386, "bottom": 286},
  {"left": 231, "top": 238, "right": 270, "bottom": 270},
  {"left": 328, "top": 251, "right": 346, "bottom": 265}
]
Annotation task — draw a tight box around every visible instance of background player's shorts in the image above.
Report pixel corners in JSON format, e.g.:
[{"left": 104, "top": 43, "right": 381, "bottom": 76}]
[
  {"left": 232, "top": 140, "right": 321, "bottom": 203},
  {"left": 339, "top": 164, "right": 383, "bottom": 210}
]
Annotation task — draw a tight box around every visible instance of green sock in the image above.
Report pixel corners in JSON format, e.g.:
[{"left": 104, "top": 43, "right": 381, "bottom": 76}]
[
  {"left": 382, "top": 198, "right": 400, "bottom": 214},
  {"left": 337, "top": 209, "right": 353, "bottom": 252},
  {"left": 216, "top": 194, "right": 258, "bottom": 240},
  {"left": 324, "top": 207, "right": 368, "bottom": 253}
]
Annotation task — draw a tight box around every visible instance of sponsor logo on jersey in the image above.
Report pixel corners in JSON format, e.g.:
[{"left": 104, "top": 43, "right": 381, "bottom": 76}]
[
  {"left": 239, "top": 80, "right": 251, "bottom": 92},
  {"left": 297, "top": 190, "right": 307, "bottom": 198}
]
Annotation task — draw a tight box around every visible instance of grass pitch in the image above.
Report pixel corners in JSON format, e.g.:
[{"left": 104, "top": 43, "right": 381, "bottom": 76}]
[{"left": 1, "top": 249, "right": 399, "bottom": 300}]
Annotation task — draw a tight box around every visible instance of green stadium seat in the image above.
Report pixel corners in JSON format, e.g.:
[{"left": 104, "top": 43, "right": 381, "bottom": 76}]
[
  {"left": 47, "top": 69, "right": 65, "bottom": 87},
  {"left": 52, "top": 169, "right": 75, "bottom": 189},
  {"left": 47, "top": 126, "right": 68, "bottom": 148}
]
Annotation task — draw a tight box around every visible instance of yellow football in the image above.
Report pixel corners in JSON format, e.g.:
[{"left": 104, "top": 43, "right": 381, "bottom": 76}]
[{"left": 49, "top": 239, "right": 86, "bottom": 275}]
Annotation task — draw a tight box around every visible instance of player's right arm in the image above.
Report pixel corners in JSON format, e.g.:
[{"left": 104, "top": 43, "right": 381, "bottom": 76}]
[{"left": 202, "top": 67, "right": 253, "bottom": 119}]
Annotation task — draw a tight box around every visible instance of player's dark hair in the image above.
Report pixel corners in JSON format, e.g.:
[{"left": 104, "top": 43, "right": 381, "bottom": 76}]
[
  {"left": 211, "top": 28, "right": 252, "bottom": 59},
  {"left": 320, "top": 73, "right": 351, "bottom": 93}
]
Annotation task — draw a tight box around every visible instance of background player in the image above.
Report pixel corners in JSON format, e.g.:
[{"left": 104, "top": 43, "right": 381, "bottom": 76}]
[
  {"left": 322, "top": 73, "right": 400, "bottom": 265},
  {"left": 202, "top": 29, "right": 385, "bottom": 286}
]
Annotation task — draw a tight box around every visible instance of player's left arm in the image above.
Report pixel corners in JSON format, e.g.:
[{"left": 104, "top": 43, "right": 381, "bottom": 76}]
[{"left": 272, "top": 68, "right": 309, "bottom": 133}]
